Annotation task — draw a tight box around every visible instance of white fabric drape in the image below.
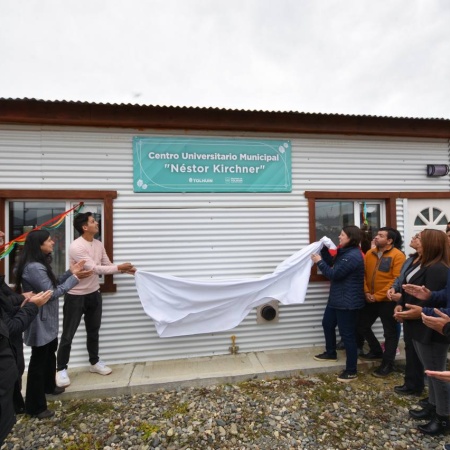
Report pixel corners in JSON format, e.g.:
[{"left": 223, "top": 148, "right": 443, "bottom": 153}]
[{"left": 135, "top": 237, "right": 335, "bottom": 337}]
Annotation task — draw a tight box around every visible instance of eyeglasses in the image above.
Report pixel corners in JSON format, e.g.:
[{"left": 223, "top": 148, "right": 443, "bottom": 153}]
[{"left": 412, "top": 234, "right": 421, "bottom": 240}]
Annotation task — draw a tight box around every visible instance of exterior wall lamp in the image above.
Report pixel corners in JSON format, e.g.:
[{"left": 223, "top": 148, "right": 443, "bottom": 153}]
[{"left": 427, "top": 164, "right": 449, "bottom": 177}]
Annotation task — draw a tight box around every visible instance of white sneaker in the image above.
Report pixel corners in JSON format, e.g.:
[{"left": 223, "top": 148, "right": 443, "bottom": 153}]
[
  {"left": 89, "top": 360, "right": 112, "bottom": 375},
  {"left": 56, "top": 369, "right": 71, "bottom": 387}
]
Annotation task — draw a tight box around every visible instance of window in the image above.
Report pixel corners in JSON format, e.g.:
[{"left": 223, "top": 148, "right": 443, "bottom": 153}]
[
  {"left": 315, "top": 201, "right": 383, "bottom": 245},
  {"left": 414, "top": 207, "right": 448, "bottom": 227},
  {"left": 305, "top": 191, "right": 397, "bottom": 281},
  {"left": 8, "top": 201, "right": 67, "bottom": 281},
  {"left": 0, "top": 190, "right": 117, "bottom": 292}
]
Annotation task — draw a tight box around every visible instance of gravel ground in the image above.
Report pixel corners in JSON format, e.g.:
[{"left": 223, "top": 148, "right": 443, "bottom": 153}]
[{"left": 2, "top": 366, "right": 448, "bottom": 450}]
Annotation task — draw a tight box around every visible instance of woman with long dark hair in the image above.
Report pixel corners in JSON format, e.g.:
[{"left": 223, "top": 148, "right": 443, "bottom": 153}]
[
  {"left": 390, "top": 233, "right": 424, "bottom": 397},
  {"left": 15, "top": 229, "right": 91, "bottom": 419},
  {"left": 395, "top": 229, "right": 450, "bottom": 435},
  {"left": 311, "top": 225, "right": 365, "bottom": 382}
]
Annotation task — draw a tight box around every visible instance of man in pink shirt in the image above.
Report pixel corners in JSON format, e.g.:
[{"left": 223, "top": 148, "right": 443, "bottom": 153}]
[{"left": 56, "top": 212, "right": 135, "bottom": 388}]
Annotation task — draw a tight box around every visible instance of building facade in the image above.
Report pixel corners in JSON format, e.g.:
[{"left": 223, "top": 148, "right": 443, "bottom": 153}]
[{"left": 1, "top": 99, "right": 449, "bottom": 367}]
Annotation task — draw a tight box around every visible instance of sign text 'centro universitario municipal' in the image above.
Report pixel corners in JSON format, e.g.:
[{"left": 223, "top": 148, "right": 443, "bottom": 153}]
[{"left": 133, "top": 137, "right": 292, "bottom": 193}]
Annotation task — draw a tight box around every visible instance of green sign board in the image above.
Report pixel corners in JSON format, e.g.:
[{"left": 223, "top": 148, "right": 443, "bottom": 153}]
[{"left": 133, "top": 137, "right": 291, "bottom": 193}]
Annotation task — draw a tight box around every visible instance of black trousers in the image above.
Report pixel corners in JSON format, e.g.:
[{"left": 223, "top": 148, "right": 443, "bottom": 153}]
[
  {"left": 357, "top": 301, "right": 399, "bottom": 363},
  {"left": 25, "top": 338, "right": 58, "bottom": 416},
  {"left": 57, "top": 290, "right": 102, "bottom": 370},
  {"left": 10, "top": 336, "right": 25, "bottom": 413},
  {"left": 402, "top": 321, "right": 425, "bottom": 392},
  {"left": 0, "top": 335, "right": 17, "bottom": 445}
]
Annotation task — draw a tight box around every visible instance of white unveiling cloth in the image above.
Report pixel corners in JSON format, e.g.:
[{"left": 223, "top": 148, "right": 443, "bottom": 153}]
[{"left": 135, "top": 237, "right": 335, "bottom": 337}]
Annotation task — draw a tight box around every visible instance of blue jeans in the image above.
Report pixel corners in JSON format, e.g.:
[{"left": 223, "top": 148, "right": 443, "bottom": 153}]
[{"left": 322, "top": 305, "right": 359, "bottom": 373}]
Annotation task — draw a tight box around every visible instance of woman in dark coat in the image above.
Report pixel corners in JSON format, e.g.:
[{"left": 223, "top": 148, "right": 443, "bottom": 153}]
[
  {"left": 395, "top": 229, "right": 450, "bottom": 436},
  {"left": 0, "top": 275, "right": 52, "bottom": 413},
  {"left": 389, "top": 233, "right": 423, "bottom": 396},
  {"left": 311, "top": 225, "right": 365, "bottom": 382}
]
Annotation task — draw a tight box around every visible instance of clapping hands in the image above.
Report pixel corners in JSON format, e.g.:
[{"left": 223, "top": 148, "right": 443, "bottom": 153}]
[
  {"left": 21, "top": 290, "right": 53, "bottom": 307},
  {"left": 70, "top": 260, "right": 94, "bottom": 279}
]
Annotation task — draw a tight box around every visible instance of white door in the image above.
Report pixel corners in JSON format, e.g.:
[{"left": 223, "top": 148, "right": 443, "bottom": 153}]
[{"left": 406, "top": 199, "right": 450, "bottom": 251}]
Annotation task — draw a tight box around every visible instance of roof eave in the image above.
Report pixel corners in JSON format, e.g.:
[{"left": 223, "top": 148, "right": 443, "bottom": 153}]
[{"left": 0, "top": 98, "right": 449, "bottom": 139}]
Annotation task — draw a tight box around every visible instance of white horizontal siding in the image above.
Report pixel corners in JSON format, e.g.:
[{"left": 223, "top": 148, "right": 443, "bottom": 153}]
[
  {"left": 0, "top": 125, "right": 448, "bottom": 366},
  {"left": 294, "top": 136, "right": 450, "bottom": 191}
]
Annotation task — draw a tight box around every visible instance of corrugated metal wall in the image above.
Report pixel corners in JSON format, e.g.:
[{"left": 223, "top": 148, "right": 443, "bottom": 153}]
[{"left": 0, "top": 125, "right": 448, "bottom": 367}]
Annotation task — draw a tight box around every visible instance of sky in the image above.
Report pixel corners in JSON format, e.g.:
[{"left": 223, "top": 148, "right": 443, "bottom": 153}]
[{"left": 1, "top": 0, "right": 449, "bottom": 119}]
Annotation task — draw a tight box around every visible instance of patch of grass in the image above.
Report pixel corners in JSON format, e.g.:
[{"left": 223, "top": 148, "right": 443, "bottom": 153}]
[
  {"left": 58, "top": 400, "right": 115, "bottom": 429},
  {"left": 63, "top": 433, "right": 104, "bottom": 449},
  {"left": 65, "top": 399, "right": 114, "bottom": 415},
  {"left": 390, "top": 394, "right": 411, "bottom": 408},
  {"left": 312, "top": 386, "right": 343, "bottom": 403},
  {"left": 137, "top": 422, "right": 160, "bottom": 441},
  {"left": 162, "top": 401, "right": 189, "bottom": 419}
]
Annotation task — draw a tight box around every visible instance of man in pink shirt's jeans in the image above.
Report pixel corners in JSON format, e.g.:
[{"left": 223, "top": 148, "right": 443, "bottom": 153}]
[{"left": 55, "top": 212, "right": 135, "bottom": 388}]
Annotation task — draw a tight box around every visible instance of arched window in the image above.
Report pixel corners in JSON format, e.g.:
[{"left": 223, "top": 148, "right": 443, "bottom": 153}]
[{"left": 414, "top": 207, "right": 448, "bottom": 227}]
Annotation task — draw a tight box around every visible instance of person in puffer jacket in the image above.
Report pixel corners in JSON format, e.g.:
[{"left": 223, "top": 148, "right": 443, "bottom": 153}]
[
  {"left": 311, "top": 225, "right": 365, "bottom": 382},
  {"left": 358, "top": 227, "right": 405, "bottom": 378}
]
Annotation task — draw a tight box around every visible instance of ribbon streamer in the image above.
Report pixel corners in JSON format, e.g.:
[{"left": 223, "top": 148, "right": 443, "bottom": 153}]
[{"left": 0, "top": 202, "right": 84, "bottom": 260}]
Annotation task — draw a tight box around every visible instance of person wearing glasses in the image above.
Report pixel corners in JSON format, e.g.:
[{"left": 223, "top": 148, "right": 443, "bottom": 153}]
[
  {"left": 389, "top": 233, "right": 425, "bottom": 397},
  {"left": 396, "top": 229, "right": 450, "bottom": 436}
]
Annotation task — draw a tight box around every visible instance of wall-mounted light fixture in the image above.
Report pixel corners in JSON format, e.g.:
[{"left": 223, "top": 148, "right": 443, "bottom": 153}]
[{"left": 427, "top": 164, "right": 449, "bottom": 177}]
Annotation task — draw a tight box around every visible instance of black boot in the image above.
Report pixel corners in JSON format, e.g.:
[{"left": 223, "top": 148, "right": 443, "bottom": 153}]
[
  {"left": 372, "top": 361, "right": 394, "bottom": 378},
  {"left": 418, "top": 414, "right": 450, "bottom": 435},
  {"left": 409, "top": 404, "right": 435, "bottom": 420}
]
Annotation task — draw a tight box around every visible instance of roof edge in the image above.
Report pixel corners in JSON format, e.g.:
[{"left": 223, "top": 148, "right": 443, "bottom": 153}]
[{"left": 0, "top": 98, "right": 449, "bottom": 139}]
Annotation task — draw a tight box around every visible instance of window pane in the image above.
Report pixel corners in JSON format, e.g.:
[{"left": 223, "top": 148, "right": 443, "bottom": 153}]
[
  {"left": 431, "top": 207, "right": 448, "bottom": 225},
  {"left": 72, "top": 203, "right": 104, "bottom": 282},
  {"left": 316, "top": 201, "right": 354, "bottom": 245},
  {"left": 8, "top": 201, "right": 66, "bottom": 282},
  {"left": 359, "top": 202, "right": 381, "bottom": 253},
  {"left": 414, "top": 217, "right": 426, "bottom": 226},
  {"left": 73, "top": 203, "right": 103, "bottom": 241}
]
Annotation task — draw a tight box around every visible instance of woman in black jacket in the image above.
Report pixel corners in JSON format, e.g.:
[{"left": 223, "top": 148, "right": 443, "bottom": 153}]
[
  {"left": 389, "top": 234, "right": 423, "bottom": 397},
  {"left": 394, "top": 229, "right": 450, "bottom": 436},
  {"left": 311, "top": 225, "right": 365, "bottom": 382},
  {"left": 0, "top": 276, "right": 52, "bottom": 413}
]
